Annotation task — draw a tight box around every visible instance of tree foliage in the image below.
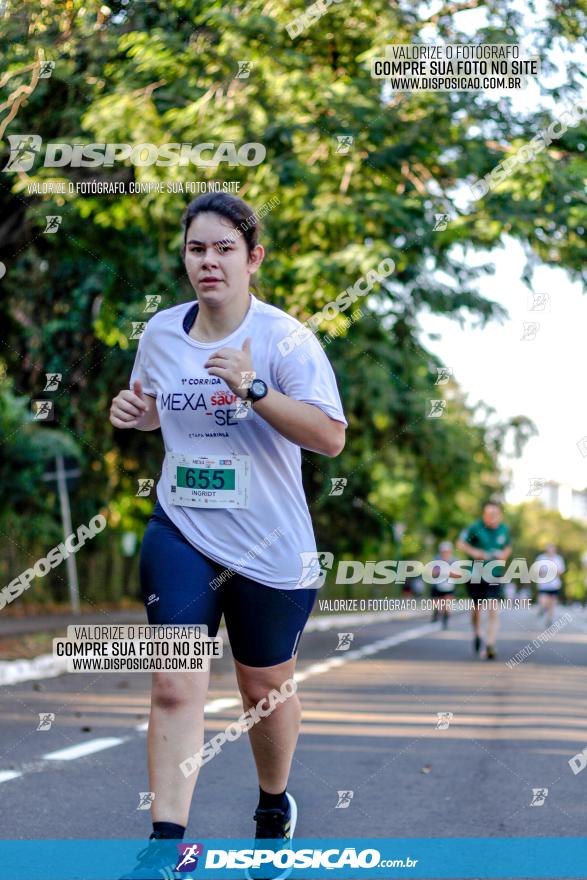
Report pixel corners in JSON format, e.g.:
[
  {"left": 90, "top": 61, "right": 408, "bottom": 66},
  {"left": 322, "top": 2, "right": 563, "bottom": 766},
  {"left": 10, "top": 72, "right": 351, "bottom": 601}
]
[{"left": 0, "top": 0, "right": 584, "bottom": 601}]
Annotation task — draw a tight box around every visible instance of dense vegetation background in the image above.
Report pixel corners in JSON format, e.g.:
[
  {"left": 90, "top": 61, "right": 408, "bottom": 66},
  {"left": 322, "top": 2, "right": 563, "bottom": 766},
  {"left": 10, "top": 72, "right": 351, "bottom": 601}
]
[{"left": 1, "top": 0, "right": 586, "bottom": 607}]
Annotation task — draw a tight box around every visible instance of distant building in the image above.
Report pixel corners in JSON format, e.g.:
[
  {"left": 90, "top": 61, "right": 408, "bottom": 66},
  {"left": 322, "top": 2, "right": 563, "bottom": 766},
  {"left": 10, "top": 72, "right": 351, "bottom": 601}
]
[{"left": 541, "top": 481, "right": 587, "bottom": 522}]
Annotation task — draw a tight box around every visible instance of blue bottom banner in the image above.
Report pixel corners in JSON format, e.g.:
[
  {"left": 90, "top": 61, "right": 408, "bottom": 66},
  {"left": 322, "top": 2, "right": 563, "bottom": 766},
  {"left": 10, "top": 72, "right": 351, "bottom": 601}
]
[{"left": 0, "top": 838, "right": 586, "bottom": 879}]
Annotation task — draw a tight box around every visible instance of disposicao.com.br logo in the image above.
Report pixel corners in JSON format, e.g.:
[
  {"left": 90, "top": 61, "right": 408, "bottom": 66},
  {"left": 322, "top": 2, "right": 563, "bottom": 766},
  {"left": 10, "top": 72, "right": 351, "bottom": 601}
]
[
  {"left": 2, "top": 135, "right": 266, "bottom": 172},
  {"left": 202, "top": 846, "right": 408, "bottom": 871}
]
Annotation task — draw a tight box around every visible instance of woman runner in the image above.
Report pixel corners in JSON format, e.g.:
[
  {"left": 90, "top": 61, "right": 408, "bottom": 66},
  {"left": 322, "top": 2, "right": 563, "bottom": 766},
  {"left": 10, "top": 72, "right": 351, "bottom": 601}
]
[{"left": 110, "top": 193, "right": 347, "bottom": 879}]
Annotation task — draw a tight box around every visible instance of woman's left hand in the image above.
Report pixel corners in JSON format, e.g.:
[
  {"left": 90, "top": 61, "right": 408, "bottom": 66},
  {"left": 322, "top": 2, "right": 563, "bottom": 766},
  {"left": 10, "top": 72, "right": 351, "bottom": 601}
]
[{"left": 204, "top": 336, "right": 254, "bottom": 399}]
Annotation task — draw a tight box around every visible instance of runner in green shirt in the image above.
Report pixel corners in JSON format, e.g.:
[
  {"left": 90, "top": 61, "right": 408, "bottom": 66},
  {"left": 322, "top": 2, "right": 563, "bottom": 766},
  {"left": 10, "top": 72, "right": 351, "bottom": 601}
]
[{"left": 456, "top": 501, "right": 512, "bottom": 660}]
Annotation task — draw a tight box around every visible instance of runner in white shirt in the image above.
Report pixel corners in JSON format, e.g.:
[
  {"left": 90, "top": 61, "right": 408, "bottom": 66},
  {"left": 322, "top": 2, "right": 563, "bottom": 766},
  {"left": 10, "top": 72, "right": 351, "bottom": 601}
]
[
  {"left": 110, "top": 194, "right": 347, "bottom": 879},
  {"left": 430, "top": 541, "right": 456, "bottom": 629},
  {"left": 535, "top": 544, "right": 565, "bottom": 626},
  {"left": 129, "top": 291, "right": 343, "bottom": 590}
]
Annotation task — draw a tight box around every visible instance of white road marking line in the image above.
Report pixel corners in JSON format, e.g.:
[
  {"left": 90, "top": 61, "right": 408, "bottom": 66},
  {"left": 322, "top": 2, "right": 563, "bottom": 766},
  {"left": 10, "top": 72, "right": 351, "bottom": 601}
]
[
  {"left": 43, "top": 737, "right": 126, "bottom": 761},
  {"left": 204, "top": 697, "right": 241, "bottom": 713},
  {"left": 0, "top": 771, "right": 22, "bottom": 783},
  {"left": 2, "top": 610, "right": 584, "bottom": 784},
  {"left": 1, "top": 620, "right": 440, "bottom": 781},
  {"left": 295, "top": 623, "right": 440, "bottom": 682}
]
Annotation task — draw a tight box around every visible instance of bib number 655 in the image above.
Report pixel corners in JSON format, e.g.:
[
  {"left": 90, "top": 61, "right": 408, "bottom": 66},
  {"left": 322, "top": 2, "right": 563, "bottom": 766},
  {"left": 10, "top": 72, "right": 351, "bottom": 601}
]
[{"left": 184, "top": 468, "right": 225, "bottom": 489}]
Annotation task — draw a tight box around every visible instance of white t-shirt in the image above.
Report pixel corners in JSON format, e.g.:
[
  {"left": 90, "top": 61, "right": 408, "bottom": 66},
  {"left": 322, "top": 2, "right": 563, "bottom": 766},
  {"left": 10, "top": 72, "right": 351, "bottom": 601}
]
[
  {"left": 535, "top": 553, "right": 565, "bottom": 590},
  {"left": 130, "top": 293, "right": 347, "bottom": 590},
  {"left": 431, "top": 558, "right": 456, "bottom": 593}
]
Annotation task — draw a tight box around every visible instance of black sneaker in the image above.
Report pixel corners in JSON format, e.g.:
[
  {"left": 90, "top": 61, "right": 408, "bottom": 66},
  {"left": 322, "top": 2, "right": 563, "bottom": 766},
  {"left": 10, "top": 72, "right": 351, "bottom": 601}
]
[
  {"left": 118, "top": 836, "right": 182, "bottom": 880},
  {"left": 245, "top": 793, "right": 297, "bottom": 880},
  {"left": 474, "top": 635, "right": 482, "bottom": 654},
  {"left": 486, "top": 645, "right": 496, "bottom": 660},
  {"left": 442, "top": 613, "right": 449, "bottom": 630}
]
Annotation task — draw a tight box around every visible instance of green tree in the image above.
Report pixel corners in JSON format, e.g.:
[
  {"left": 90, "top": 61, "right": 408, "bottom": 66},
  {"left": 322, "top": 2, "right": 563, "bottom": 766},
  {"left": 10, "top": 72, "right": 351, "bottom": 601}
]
[{"left": 0, "top": 1, "right": 584, "bottom": 602}]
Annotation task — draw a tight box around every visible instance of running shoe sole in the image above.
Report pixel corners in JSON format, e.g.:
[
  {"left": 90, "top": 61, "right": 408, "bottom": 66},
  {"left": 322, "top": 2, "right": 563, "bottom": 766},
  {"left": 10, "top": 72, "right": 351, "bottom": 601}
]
[{"left": 286, "top": 792, "right": 298, "bottom": 839}]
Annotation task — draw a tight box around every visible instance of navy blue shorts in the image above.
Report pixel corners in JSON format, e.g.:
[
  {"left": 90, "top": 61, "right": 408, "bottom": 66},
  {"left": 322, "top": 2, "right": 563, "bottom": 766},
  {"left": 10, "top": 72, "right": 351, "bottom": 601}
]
[
  {"left": 139, "top": 502, "right": 318, "bottom": 667},
  {"left": 466, "top": 581, "right": 503, "bottom": 605}
]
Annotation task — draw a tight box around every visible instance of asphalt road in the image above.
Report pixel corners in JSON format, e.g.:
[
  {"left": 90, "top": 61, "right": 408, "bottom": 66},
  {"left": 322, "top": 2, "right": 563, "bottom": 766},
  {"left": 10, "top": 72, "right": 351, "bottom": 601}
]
[{"left": 0, "top": 606, "right": 586, "bottom": 873}]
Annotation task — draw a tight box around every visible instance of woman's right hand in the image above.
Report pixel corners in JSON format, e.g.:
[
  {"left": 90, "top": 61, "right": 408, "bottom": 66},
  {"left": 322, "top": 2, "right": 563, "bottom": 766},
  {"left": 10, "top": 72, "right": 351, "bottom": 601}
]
[{"left": 110, "top": 379, "right": 151, "bottom": 429}]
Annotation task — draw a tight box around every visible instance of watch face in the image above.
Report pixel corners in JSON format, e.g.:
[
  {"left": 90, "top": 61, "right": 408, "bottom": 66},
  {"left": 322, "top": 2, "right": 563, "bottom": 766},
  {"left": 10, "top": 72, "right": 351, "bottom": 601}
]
[{"left": 251, "top": 379, "right": 266, "bottom": 397}]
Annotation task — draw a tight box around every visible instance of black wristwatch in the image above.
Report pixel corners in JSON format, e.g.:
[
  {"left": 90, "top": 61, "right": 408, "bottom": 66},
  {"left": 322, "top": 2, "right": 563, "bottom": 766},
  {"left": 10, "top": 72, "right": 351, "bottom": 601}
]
[{"left": 246, "top": 378, "right": 268, "bottom": 403}]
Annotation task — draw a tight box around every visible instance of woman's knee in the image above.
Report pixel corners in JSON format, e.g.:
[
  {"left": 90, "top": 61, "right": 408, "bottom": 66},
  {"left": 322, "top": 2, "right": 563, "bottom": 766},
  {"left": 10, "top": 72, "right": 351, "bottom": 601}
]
[
  {"left": 151, "top": 671, "right": 207, "bottom": 712},
  {"left": 236, "top": 665, "right": 297, "bottom": 709}
]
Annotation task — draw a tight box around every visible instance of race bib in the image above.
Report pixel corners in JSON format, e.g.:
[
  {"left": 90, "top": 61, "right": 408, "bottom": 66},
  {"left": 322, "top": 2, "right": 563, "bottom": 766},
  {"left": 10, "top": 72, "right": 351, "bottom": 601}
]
[{"left": 167, "top": 453, "right": 250, "bottom": 509}]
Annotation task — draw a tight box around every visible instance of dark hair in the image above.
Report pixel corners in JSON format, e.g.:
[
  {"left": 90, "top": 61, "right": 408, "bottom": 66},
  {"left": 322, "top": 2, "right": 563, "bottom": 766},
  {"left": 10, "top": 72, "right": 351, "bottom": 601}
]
[
  {"left": 484, "top": 499, "right": 503, "bottom": 511},
  {"left": 181, "top": 193, "right": 261, "bottom": 258}
]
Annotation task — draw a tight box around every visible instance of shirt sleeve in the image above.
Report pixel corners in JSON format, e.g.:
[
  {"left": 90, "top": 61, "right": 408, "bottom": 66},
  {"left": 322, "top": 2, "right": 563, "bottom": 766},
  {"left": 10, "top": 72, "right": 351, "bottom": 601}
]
[
  {"left": 129, "top": 325, "right": 156, "bottom": 397},
  {"left": 459, "top": 525, "right": 473, "bottom": 545},
  {"left": 273, "top": 332, "right": 347, "bottom": 426}
]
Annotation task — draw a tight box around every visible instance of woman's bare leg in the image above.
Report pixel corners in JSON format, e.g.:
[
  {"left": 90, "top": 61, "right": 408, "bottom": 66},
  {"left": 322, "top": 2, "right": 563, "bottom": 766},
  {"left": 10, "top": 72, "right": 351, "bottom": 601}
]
[
  {"left": 234, "top": 657, "right": 299, "bottom": 793},
  {"left": 148, "top": 669, "right": 210, "bottom": 825}
]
